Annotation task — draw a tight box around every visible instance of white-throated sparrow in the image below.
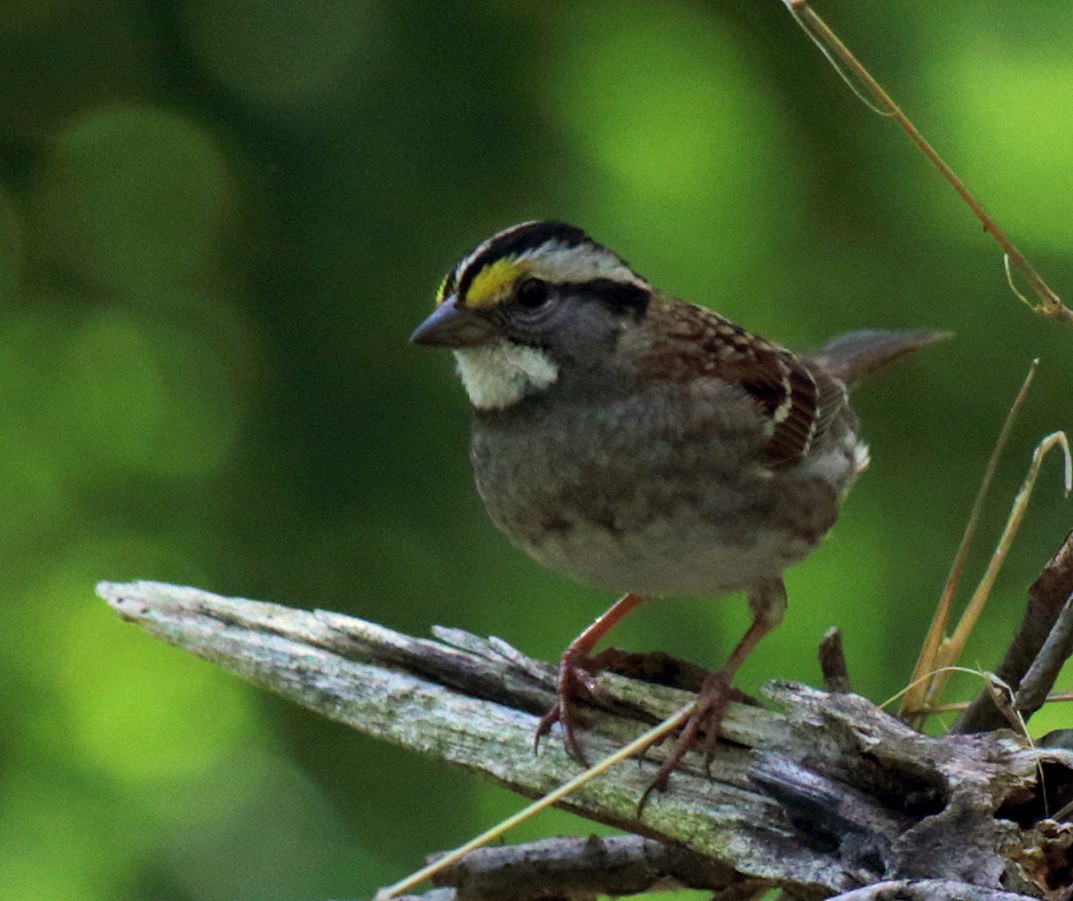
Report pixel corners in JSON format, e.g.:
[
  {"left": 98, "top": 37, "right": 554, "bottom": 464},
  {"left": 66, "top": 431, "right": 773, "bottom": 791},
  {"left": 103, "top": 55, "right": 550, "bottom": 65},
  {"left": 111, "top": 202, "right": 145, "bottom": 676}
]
[{"left": 412, "top": 220, "right": 941, "bottom": 794}]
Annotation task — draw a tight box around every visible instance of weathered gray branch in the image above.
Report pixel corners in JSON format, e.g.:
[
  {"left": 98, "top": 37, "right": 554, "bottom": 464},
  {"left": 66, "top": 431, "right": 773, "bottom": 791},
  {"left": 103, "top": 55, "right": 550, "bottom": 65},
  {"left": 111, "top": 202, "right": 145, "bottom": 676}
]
[
  {"left": 957, "top": 530, "right": 1073, "bottom": 734},
  {"left": 427, "top": 834, "right": 751, "bottom": 899},
  {"left": 99, "top": 581, "right": 1073, "bottom": 900},
  {"left": 818, "top": 627, "right": 852, "bottom": 694}
]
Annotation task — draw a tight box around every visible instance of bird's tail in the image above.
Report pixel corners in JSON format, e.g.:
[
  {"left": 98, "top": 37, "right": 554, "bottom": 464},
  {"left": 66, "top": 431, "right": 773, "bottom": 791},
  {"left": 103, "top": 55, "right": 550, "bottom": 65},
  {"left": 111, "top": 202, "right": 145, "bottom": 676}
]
[{"left": 806, "top": 328, "right": 951, "bottom": 385}]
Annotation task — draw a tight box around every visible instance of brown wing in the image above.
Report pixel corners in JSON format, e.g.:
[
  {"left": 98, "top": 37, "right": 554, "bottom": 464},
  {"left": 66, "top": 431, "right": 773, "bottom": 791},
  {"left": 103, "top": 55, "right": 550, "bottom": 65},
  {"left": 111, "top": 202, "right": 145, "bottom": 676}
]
[{"left": 634, "top": 297, "right": 848, "bottom": 467}]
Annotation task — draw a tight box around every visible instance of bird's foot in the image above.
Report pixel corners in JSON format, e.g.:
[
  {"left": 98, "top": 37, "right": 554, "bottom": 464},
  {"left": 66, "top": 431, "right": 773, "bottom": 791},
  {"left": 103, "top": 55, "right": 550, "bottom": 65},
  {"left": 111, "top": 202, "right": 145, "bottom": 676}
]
[
  {"left": 639, "top": 668, "right": 748, "bottom": 812},
  {"left": 534, "top": 650, "right": 601, "bottom": 765}
]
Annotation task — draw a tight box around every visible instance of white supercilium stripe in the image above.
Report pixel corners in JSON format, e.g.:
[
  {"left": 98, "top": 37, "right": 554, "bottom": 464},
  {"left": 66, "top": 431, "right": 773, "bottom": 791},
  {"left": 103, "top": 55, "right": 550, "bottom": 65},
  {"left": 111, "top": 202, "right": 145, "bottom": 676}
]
[{"left": 517, "top": 241, "right": 648, "bottom": 288}]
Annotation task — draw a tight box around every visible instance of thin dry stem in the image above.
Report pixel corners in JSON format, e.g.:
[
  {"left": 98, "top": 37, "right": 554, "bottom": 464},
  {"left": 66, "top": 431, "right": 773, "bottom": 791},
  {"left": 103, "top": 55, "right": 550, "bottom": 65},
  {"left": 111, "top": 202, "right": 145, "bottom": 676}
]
[
  {"left": 376, "top": 702, "right": 695, "bottom": 900},
  {"left": 904, "top": 363, "right": 1037, "bottom": 722},
  {"left": 784, "top": 0, "right": 1073, "bottom": 324},
  {"left": 905, "top": 432, "right": 1072, "bottom": 720}
]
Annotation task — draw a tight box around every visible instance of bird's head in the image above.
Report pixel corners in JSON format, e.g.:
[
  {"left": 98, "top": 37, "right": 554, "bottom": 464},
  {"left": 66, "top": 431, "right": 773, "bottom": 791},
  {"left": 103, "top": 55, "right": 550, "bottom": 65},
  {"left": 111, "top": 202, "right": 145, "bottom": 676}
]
[{"left": 411, "top": 221, "right": 652, "bottom": 410}]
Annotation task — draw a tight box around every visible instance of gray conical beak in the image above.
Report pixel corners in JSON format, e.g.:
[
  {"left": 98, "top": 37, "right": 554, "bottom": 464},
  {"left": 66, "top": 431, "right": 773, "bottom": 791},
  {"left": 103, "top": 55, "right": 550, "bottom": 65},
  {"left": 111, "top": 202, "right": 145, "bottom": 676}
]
[{"left": 410, "top": 296, "right": 496, "bottom": 348}]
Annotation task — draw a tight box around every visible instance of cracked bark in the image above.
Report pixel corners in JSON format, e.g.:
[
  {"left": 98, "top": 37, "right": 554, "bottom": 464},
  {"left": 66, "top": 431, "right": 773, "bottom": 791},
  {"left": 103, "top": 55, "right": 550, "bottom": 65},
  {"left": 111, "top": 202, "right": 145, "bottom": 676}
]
[{"left": 99, "top": 580, "right": 1073, "bottom": 901}]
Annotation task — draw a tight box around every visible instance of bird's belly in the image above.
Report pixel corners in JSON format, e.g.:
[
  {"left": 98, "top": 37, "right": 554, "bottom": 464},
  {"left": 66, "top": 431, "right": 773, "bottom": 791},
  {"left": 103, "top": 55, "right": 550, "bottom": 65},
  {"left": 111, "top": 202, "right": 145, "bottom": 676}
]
[
  {"left": 470, "top": 394, "right": 847, "bottom": 598},
  {"left": 477, "top": 457, "right": 840, "bottom": 598},
  {"left": 511, "top": 501, "right": 818, "bottom": 597}
]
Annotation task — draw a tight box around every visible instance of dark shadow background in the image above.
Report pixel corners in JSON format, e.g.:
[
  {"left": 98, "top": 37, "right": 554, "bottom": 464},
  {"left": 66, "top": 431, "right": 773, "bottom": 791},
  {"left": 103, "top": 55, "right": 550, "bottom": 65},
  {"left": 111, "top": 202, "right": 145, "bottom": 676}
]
[{"left": 1, "top": 2, "right": 1071, "bottom": 899}]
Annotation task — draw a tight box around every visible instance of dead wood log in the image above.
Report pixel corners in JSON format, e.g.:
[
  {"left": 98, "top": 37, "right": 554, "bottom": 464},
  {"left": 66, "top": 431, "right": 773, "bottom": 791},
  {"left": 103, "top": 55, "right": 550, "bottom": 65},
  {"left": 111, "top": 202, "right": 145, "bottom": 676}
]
[{"left": 98, "top": 581, "right": 1073, "bottom": 901}]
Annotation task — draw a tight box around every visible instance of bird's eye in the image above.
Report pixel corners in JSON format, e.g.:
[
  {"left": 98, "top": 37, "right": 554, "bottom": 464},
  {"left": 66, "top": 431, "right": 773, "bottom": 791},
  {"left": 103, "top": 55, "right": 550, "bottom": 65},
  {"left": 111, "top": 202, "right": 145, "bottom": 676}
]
[{"left": 515, "top": 277, "right": 551, "bottom": 309}]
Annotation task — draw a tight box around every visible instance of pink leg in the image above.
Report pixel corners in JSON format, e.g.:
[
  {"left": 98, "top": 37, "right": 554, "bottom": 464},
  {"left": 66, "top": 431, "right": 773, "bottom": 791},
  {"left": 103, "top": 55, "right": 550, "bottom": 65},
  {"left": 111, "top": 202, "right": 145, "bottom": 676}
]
[
  {"left": 535, "top": 592, "right": 648, "bottom": 763},
  {"left": 641, "top": 579, "right": 787, "bottom": 809}
]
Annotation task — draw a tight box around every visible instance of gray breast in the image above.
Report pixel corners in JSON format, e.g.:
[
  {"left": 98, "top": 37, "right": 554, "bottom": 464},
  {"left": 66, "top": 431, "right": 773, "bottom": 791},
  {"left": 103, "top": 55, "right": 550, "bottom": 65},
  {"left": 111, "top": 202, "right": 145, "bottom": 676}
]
[{"left": 469, "top": 379, "right": 852, "bottom": 598}]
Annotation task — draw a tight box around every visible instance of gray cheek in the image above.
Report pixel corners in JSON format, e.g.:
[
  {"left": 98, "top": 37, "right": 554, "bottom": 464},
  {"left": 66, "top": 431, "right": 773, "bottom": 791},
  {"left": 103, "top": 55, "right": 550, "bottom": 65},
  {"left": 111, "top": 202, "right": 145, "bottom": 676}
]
[{"left": 545, "top": 301, "right": 624, "bottom": 360}]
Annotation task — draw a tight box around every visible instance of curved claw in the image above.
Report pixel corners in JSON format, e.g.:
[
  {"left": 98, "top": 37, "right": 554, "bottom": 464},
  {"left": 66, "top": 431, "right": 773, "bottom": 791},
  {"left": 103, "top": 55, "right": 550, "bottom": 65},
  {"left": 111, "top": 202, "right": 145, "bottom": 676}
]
[
  {"left": 639, "top": 670, "right": 736, "bottom": 814},
  {"left": 533, "top": 653, "right": 600, "bottom": 765}
]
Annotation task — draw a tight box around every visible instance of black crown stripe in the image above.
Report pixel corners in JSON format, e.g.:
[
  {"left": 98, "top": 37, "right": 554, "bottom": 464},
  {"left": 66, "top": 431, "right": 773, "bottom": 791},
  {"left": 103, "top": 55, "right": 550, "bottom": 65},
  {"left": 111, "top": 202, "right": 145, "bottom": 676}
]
[
  {"left": 456, "top": 221, "right": 591, "bottom": 301},
  {"left": 565, "top": 278, "right": 651, "bottom": 317}
]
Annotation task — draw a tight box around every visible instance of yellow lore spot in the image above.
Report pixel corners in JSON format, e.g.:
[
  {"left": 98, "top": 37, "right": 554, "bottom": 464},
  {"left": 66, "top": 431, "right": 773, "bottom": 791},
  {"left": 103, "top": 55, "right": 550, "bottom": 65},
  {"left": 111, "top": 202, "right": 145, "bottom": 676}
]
[
  {"left": 434, "top": 273, "right": 450, "bottom": 304},
  {"left": 464, "top": 257, "right": 527, "bottom": 308}
]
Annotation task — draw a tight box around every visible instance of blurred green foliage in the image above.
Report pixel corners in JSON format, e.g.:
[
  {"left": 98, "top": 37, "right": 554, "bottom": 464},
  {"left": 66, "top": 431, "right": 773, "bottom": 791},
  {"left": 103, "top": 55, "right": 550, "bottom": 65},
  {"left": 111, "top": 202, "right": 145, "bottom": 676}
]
[{"left": 2, "top": 2, "right": 1072, "bottom": 899}]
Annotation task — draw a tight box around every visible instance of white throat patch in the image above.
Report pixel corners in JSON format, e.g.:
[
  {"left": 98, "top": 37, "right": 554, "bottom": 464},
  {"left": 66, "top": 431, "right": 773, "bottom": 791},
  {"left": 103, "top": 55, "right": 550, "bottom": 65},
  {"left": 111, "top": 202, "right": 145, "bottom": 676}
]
[{"left": 453, "top": 341, "right": 559, "bottom": 410}]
